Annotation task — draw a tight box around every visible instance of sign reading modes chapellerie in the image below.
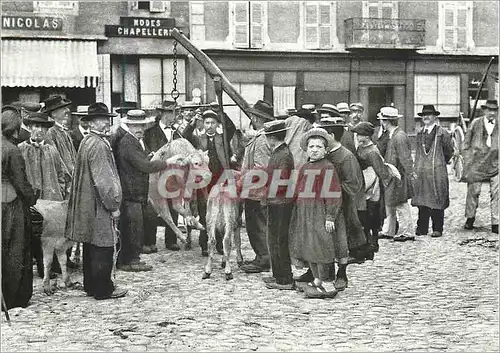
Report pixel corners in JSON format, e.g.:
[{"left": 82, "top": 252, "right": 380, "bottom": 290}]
[{"left": 105, "top": 17, "right": 175, "bottom": 38}]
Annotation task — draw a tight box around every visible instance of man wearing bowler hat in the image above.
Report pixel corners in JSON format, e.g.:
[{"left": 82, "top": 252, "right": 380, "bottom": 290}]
[
  {"left": 260, "top": 120, "right": 295, "bottom": 290},
  {"left": 462, "top": 99, "right": 499, "bottom": 233},
  {"left": 412, "top": 105, "right": 454, "bottom": 238},
  {"left": 66, "top": 102, "right": 127, "bottom": 300},
  {"left": 70, "top": 106, "right": 91, "bottom": 151},
  {"left": 115, "top": 110, "right": 170, "bottom": 270},
  {"left": 41, "top": 95, "right": 77, "bottom": 177}
]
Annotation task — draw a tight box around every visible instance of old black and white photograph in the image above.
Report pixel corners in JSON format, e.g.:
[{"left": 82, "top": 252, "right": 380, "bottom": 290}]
[{"left": 1, "top": 0, "right": 499, "bottom": 351}]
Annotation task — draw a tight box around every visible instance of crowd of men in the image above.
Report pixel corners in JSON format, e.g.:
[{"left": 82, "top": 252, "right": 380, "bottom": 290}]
[{"left": 2, "top": 94, "right": 498, "bottom": 305}]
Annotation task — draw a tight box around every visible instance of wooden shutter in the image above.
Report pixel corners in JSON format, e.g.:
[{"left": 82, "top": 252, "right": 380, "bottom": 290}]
[
  {"left": 250, "top": 2, "right": 264, "bottom": 48},
  {"left": 273, "top": 87, "right": 296, "bottom": 115},
  {"left": 318, "top": 4, "right": 331, "bottom": 48},
  {"left": 305, "top": 3, "right": 319, "bottom": 49},
  {"left": 190, "top": 1, "right": 205, "bottom": 41},
  {"left": 234, "top": 2, "right": 249, "bottom": 48},
  {"left": 444, "top": 7, "right": 455, "bottom": 49}
]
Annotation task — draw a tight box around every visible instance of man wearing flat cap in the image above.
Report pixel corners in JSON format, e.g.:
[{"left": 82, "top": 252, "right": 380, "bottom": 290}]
[
  {"left": 412, "top": 105, "right": 454, "bottom": 238},
  {"left": 352, "top": 121, "right": 392, "bottom": 253},
  {"left": 115, "top": 110, "right": 170, "bottom": 271},
  {"left": 41, "top": 95, "right": 77, "bottom": 177},
  {"left": 462, "top": 99, "right": 499, "bottom": 233},
  {"left": 66, "top": 102, "right": 127, "bottom": 300}
]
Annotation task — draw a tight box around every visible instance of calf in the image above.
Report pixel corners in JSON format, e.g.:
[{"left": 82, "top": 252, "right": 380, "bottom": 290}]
[
  {"left": 202, "top": 170, "right": 244, "bottom": 281},
  {"left": 31, "top": 199, "right": 74, "bottom": 295}
]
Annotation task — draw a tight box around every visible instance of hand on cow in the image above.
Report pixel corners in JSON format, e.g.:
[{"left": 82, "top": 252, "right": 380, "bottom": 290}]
[
  {"left": 230, "top": 154, "right": 238, "bottom": 164},
  {"left": 111, "top": 210, "right": 120, "bottom": 219},
  {"left": 325, "top": 221, "right": 335, "bottom": 233}
]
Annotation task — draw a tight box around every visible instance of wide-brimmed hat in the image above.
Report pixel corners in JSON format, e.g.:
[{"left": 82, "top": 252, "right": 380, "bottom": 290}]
[
  {"left": 351, "top": 122, "right": 375, "bottom": 137},
  {"left": 377, "top": 106, "right": 402, "bottom": 120},
  {"left": 350, "top": 102, "right": 364, "bottom": 112},
  {"left": 263, "top": 120, "right": 290, "bottom": 135},
  {"left": 296, "top": 108, "right": 317, "bottom": 123},
  {"left": 301, "top": 104, "right": 316, "bottom": 112},
  {"left": 80, "top": 102, "right": 117, "bottom": 121},
  {"left": 300, "top": 127, "right": 335, "bottom": 152},
  {"left": 317, "top": 103, "right": 341, "bottom": 117},
  {"left": 336, "top": 102, "right": 350, "bottom": 113},
  {"left": 249, "top": 100, "right": 275, "bottom": 121},
  {"left": 318, "top": 117, "right": 346, "bottom": 128},
  {"left": 116, "top": 101, "right": 138, "bottom": 114},
  {"left": 10, "top": 101, "right": 41, "bottom": 113},
  {"left": 121, "top": 109, "right": 156, "bottom": 125},
  {"left": 417, "top": 104, "right": 441, "bottom": 117},
  {"left": 24, "top": 112, "right": 55, "bottom": 127},
  {"left": 41, "top": 95, "right": 72, "bottom": 113},
  {"left": 72, "top": 106, "right": 89, "bottom": 116},
  {"left": 481, "top": 100, "right": 499, "bottom": 110},
  {"left": 156, "top": 99, "right": 177, "bottom": 112}
]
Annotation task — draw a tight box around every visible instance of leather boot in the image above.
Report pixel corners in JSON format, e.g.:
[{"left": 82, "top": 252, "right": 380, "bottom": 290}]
[{"left": 464, "top": 217, "right": 475, "bottom": 230}]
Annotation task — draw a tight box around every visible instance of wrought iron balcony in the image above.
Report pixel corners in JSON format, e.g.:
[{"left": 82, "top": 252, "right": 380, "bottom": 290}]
[{"left": 344, "top": 18, "right": 426, "bottom": 50}]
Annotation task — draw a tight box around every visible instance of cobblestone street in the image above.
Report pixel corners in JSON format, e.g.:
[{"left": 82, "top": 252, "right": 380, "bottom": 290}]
[{"left": 2, "top": 176, "right": 498, "bottom": 352}]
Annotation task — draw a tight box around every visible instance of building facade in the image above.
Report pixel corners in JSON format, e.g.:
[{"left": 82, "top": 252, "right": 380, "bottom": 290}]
[{"left": 1, "top": 1, "right": 498, "bottom": 133}]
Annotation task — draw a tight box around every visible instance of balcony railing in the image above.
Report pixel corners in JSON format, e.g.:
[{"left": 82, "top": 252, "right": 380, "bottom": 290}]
[{"left": 344, "top": 18, "right": 426, "bottom": 50}]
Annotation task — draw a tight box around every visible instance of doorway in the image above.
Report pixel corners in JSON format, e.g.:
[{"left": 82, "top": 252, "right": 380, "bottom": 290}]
[{"left": 367, "top": 86, "right": 394, "bottom": 126}]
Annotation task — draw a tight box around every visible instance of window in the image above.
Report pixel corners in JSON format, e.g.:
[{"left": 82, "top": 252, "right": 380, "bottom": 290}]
[
  {"left": 414, "top": 74, "right": 461, "bottom": 117},
  {"left": 232, "top": 1, "right": 265, "bottom": 49},
  {"left": 33, "top": 1, "right": 78, "bottom": 15},
  {"left": 304, "top": 2, "right": 336, "bottom": 49},
  {"left": 130, "top": 1, "right": 169, "bottom": 13},
  {"left": 190, "top": 1, "right": 205, "bottom": 42},
  {"left": 139, "top": 58, "right": 186, "bottom": 109},
  {"left": 273, "top": 87, "right": 296, "bottom": 116},
  {"left": 223, "top": 83, "right": 264, "bottom": 130},
  {"left": 439, "top": 1, "right": 474, "bottom": 50},
  {"left": 362, "top": 1, "right": 398, "bottom": 19}
]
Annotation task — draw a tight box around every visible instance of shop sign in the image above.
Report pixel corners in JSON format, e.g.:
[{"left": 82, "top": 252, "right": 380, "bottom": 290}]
[
  {"left": 105, "top": 17, "right": 175, "bottom": 38},
  {"left": 2, "top": 15, "right": 63, "bottom": 31}
]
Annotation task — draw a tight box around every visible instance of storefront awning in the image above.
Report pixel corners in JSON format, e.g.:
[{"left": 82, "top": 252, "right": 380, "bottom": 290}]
[{"left": 1, "top": 39, "right": 99, "bottom": 88}]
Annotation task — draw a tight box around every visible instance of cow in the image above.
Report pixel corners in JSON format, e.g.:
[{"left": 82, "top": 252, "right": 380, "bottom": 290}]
[
  {"left": 202, "top": 170, "right": 244, "bottom": 281},
  {"left": 148, "top": 138, "right": 212, "bottom": 245}
]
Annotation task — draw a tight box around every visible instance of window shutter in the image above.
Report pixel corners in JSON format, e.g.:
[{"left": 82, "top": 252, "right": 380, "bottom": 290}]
[
  {"left": 190, "top": 1, "right": 205, "bottom": 41},
  {"left": 149, "top": 1, "right": 166, "bottom": 12},
  {"left": 443, "top": 8, "right": 455, "bottom": 49},
  {"left": 319, "top": 4, "right": 331, "bottom": 48},
  {"left": 250, "top": 2, "right": 264, "bottom": 48},
  {"left": 305, "top": 3, "right": 319, "bottom": 49},
  {"left": 234, "top": 2, "right": 249, "bottom": 48},
  {"left": 273, "top": 87, "right": 296, "bottom": 115}
]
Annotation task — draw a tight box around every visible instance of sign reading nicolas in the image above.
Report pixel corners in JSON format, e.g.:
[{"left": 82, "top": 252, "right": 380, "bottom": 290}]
[
  {"left": 2, "top": 16, "right": 63, "bottom": 30},
  {"left": 105, "top": 17, "right": 175, "bottom": 38}
]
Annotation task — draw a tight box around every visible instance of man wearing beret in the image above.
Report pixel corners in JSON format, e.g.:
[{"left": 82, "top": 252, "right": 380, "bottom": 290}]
[
  {"left": 352, "top": 122, "right": 392, "bottom": 252},
  {"left": 462, "top": 99, "right": 499, "bottom": 233},
  {"left": 116, "top": 110, "right": 170, "bottom": 271}
]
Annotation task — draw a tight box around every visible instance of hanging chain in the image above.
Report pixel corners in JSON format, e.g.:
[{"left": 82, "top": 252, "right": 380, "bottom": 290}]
[{"left": 171, "top": 40, "right": 180, "bottom": 103}]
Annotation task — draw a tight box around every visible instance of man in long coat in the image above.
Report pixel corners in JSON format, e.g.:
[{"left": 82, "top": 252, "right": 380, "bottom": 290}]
[
  {"left": 2, "top": 107, "right": 37, "bottom": 309},
  {"left": 115, "top": 110, "right": 169, "bottom": 271},
  {"left": 377, "top": 107, "right": 416, "bottom": 242},
  {"left": 41, "top": 95, "right": 77, "bottom": 177},
  {"left": 412, "top": 105, "right": 454, "bottom": 237},
  {"left": 66, "top": 103, "right": 127, "bottom": 300},
  {"left": 462, "top": 100, "right": 499, "bottom": 233}
]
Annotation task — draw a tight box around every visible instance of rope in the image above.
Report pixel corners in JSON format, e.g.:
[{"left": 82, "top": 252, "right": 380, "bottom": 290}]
[{"left": 111, "top": 218, "right": 121, "bottom": 279}]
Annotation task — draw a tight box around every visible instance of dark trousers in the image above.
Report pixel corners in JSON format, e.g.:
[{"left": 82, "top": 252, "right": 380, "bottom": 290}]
[
  {"left": 267, "top": 203, "right": 293, "bottom": 284},
  {"left": 143, "top": 203, "right": 160, "bottom": 247},
  {"left": 362, "top": 200, "right": 383, "bottom": 236},
  {"left": 245, "top": 199, "right": 269, "bottom": 263},
  {"left": 119, "top": 200, "right": 146, "bottom": 264},
  {"left": 83, "top": 243, "right": 114, "bottom": 298},
  {"left": 417, "top": 206, "right": 445, "bottom": 233},
  {"left": 164, "top": 199, "right": 178, "bottom": 248},
  {"left": 196, "top": 190, "right": 223, "bottom": 251}
]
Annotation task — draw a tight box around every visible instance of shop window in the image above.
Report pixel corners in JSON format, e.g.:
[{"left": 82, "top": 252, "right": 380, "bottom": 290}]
[
  {"left": 232, "top": 1, "right": 266, "bottom": 49},
  {"left": 33, "top": 1, "right": 78, "bottom": 15},
  {"left": 303, "top": 2, "right": 337, "bottom": 49},
  {"left": 362, "top": 1, "right": 398, "bottom": 19},
  {"left": 190, "top": 1, "right": 205, "bottom": 42},
  {"left": 273, "top": 87, "right": 296, "bottom": 115},
  {"left": 130, "top": 1, "right": 169, "bottom": 13},
  {"left": 111, "top": 57, "right": 139, "bottom": 106},
  {"left": 438, "top": 1, "right": 474, "bottom": 51},
  {"left": 414, "top": 74, "right": 460, "bottom": 117},
  {"left": 223, "top": 83, "right": 264, "bottom": 131}
]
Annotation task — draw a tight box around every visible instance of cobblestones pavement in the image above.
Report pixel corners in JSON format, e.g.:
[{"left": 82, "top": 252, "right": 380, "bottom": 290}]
[{"left": 2, "top": 175, "right": 498, "bottom": 352}]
